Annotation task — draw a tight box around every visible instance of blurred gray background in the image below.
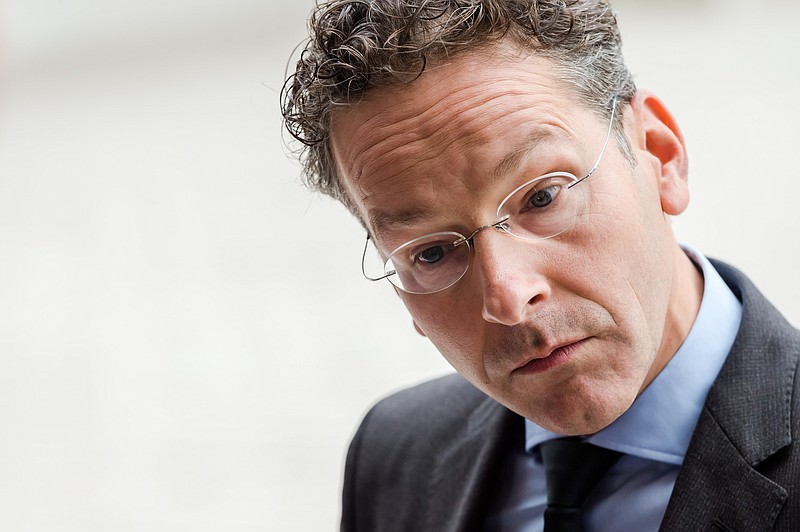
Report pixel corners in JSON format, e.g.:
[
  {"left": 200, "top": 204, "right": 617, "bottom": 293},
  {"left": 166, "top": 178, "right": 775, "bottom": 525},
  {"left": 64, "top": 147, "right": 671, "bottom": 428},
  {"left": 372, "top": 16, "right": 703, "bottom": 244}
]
[{"left": 0, "top": 0, "right": 798, "bottom": 530}]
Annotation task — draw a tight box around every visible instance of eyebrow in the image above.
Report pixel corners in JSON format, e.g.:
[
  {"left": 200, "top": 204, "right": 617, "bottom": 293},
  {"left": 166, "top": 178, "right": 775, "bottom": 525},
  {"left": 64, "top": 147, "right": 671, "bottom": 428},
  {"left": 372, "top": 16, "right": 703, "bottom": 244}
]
[
  {"left": 490, "top": 128, "right": 565, "bottom": 182},
  {"left": 369, "top": 205, "right": 436, "bottom": 243}
]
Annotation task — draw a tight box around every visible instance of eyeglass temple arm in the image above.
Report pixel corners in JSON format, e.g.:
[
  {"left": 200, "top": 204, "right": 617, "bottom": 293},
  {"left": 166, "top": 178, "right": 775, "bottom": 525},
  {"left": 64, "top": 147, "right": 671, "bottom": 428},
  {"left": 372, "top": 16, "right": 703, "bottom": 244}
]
[
  {"left": 568, "top": 95, "right": 618, "bottom": 190},
  {"left": 361, "top": 234, "right": 396, "bottom": 282}
]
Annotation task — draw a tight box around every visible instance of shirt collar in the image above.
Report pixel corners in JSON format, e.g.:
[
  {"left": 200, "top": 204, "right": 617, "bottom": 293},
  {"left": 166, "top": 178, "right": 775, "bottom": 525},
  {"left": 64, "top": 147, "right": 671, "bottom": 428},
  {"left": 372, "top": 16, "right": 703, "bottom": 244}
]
[{"left": 525, "top": 246, "right": 743, "bottom": 465}]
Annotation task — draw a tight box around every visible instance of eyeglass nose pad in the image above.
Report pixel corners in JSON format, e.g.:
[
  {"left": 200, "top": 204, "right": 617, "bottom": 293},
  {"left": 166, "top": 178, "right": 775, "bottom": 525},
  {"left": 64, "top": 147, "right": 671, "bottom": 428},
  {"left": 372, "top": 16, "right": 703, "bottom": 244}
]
[{"left": 493, "top": 215, "right": 511, "bottom": 233}]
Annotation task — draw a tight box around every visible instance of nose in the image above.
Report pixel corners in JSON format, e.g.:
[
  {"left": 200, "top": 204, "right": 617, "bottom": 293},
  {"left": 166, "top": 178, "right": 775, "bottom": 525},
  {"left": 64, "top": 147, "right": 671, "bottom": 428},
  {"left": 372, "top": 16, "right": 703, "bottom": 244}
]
[{"left": 472, "top": 231, "right": 551, "bottom": 326}]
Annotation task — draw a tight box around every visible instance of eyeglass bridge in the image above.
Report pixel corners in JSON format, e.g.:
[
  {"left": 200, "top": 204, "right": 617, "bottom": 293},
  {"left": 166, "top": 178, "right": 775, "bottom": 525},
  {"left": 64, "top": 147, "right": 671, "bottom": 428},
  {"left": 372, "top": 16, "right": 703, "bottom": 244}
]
[{"left": 453, "top": 215, "right": 512, "bottom": 247}]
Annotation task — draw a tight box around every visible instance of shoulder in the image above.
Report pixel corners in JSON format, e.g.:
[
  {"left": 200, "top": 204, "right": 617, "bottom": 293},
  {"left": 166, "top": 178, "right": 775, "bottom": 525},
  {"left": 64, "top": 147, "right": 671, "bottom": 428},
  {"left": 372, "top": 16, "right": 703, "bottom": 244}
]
[
  {"left": 366, "top": 372, "right": 489, "bottom": 421},
  {"left": 707, "top": 258, "right": 800, "bottom": 420},
  {"left": 341, "top": 374, "right": 514, "bottom": 531},
  {"left": 710, "top": 258, "right": 800, "bottom": 350},
  {"left": 668, "top": 259, "right": 800, "bottom": 530},
  {"left": 353, "top": 373, "right": 492, "bottom": 452}
]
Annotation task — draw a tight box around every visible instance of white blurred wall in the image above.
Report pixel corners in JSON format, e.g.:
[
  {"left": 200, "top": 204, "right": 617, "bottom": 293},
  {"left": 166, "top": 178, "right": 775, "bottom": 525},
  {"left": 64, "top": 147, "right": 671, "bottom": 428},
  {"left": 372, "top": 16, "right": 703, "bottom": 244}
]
[{"left": 0, "top": 1, "right": 797, "bottom": 531}]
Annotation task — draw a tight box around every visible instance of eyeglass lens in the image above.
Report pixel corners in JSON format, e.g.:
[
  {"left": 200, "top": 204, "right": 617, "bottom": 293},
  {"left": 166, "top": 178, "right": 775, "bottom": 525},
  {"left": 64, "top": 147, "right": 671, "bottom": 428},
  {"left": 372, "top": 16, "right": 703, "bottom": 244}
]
[{"left": 379, "top": 172, "right": 586, "bottom": 294}]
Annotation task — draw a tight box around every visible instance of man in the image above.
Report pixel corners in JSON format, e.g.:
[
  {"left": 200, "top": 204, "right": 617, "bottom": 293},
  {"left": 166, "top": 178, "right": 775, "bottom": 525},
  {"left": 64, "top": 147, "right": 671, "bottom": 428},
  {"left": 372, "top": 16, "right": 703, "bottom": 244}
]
[{"left": 282, "top": 0, "right": 800, "bottom": 530}]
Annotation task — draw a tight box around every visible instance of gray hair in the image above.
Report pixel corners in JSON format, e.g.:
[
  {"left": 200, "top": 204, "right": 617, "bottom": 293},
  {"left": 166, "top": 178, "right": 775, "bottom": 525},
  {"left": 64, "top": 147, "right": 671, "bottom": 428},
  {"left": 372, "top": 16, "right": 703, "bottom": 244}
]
[{"left": 281, "top": 0, "right": 636, "bottom": 220}]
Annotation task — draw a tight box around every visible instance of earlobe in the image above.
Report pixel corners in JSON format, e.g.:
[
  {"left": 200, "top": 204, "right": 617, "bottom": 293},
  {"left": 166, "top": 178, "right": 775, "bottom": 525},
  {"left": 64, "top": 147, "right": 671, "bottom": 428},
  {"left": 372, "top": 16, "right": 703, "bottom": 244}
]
[
  {"left": 629, "top": 90, "right": 690, "bottom": 216},
  {"left": 413, "top": 321, "right": 427, "bottom": 337}
]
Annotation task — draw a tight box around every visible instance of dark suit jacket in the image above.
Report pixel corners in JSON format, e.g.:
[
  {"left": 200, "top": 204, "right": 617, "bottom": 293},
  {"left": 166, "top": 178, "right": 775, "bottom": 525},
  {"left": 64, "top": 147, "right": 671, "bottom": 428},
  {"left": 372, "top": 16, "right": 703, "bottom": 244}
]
[{"left": 341, "top": 261, "right": 800, "bottom": 531}]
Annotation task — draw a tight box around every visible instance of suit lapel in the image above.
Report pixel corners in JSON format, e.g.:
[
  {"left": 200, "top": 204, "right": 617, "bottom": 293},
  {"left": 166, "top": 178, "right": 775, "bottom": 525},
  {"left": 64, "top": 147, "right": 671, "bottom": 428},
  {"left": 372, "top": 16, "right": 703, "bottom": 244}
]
[
  {"left": 424, "top": 395, "right": 522, "bottom": 532},
  {"left": 660, "top": 261, "right": 798, "bottom": 531},
  {"left": 660, "top": 408, "right": 788, "bottom": 531}
]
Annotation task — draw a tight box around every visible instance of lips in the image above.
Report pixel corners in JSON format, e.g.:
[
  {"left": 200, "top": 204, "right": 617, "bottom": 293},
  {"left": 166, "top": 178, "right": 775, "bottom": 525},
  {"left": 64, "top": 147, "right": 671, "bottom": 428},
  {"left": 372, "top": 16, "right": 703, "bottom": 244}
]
[{"left": 513, "top": 338, "right": 588, "bottom": 374}]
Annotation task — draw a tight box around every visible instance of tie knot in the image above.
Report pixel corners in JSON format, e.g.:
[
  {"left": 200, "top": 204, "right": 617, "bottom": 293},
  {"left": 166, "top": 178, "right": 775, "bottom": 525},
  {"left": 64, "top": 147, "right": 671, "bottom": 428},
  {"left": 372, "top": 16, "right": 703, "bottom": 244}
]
[{"left": 538, "top": 438, "right": 622, "bottom": 532}]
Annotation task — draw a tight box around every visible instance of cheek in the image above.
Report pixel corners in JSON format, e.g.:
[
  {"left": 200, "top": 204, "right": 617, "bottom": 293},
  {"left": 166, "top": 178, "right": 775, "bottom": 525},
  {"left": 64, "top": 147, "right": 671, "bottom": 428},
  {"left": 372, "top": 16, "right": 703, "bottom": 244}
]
[
  {"left": 401, "top": 294, "right": 489, "bottom": 374},
  {"left": 564, "top": 190, "right": 672, "bottom": 345}
]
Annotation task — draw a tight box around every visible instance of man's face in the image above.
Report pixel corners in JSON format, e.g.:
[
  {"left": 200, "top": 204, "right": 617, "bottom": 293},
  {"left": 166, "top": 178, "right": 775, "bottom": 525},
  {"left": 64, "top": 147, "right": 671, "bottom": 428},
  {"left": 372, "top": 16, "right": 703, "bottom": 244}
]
[{"left": 330, "top": 45, "right": 695, "bottom": 435}]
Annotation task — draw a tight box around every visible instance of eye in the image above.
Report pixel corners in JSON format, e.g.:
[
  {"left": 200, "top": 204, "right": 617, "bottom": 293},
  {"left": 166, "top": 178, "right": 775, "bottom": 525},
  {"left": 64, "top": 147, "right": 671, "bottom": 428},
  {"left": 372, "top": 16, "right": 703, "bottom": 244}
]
[
  {"left": 527, "top": 185, "right": 561, "bottom": 209},
  {"left": 417, "top": 245, "right": 446, "bottom": 264}
]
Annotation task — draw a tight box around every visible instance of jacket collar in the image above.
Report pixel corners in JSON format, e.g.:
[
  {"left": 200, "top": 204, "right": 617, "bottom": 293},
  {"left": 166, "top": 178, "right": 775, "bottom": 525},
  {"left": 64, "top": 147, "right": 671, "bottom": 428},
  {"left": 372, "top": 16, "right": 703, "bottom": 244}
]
[{"left": 660, "top": 260, "right": 799, "bottom": 531}]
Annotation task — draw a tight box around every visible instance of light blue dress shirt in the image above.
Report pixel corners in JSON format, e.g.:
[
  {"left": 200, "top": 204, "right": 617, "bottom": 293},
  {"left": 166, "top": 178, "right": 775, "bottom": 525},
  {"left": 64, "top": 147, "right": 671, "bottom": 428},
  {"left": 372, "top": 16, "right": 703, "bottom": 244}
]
[{"left": 484, "top": 247, "right": 743, "bottom": 531}]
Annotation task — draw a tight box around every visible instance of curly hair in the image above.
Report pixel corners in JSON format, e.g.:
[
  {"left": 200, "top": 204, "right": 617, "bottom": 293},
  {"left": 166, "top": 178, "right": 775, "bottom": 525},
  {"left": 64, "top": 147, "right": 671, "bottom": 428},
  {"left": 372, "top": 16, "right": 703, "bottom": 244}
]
[{"left": 281, "top": 0, "right": 636, "bottom": 220}]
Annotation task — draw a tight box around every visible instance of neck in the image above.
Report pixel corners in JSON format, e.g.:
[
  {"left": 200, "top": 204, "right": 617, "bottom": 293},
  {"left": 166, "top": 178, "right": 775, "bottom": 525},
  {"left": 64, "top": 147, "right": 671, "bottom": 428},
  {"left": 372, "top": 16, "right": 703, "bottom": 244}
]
[{"left": 642, "top": 245, "right": 705, "bottom": 392}]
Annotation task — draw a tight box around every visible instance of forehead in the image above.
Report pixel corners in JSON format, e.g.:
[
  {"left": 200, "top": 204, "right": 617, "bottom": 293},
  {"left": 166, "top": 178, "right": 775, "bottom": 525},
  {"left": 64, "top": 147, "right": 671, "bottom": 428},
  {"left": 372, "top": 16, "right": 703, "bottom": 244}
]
[{"left": 329, "top": 45, "right": 586, "bottom": 239}]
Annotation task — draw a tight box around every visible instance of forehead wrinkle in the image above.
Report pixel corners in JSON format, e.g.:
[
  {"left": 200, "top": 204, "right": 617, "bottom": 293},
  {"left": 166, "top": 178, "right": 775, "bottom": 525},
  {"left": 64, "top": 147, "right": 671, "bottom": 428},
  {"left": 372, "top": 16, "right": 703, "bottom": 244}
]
[
  {"left": 411, "top": 86, "right": 530, "bottom": 143},
  {"left": 338, "top": 67, "right": 568, "bottom": 184},
  {"left": 353, "top": 102, "right": 538, "bottom": 198},
  {"left": 350, "top": 77, "right": 536, "bottom": 157},
  {"left": 343, "top": 93, "right": 524, "bottom": 225}
]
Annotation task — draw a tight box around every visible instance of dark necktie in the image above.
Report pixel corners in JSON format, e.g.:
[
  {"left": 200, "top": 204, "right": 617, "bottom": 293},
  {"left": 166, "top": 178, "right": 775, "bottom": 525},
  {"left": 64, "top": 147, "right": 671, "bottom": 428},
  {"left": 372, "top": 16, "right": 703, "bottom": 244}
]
[{"left": 539, "top": 438, "right": 622, "bottom": 532}]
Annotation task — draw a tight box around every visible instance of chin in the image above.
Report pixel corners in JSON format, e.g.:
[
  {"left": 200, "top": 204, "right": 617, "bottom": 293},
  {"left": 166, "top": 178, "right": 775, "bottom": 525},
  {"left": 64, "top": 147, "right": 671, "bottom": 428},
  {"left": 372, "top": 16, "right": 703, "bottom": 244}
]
[
  {"left": 517, "top": 389, "right": 636, "bottom": 436},
  {"left": 536, "top": 411, "right": 623, "bottom": 436}
]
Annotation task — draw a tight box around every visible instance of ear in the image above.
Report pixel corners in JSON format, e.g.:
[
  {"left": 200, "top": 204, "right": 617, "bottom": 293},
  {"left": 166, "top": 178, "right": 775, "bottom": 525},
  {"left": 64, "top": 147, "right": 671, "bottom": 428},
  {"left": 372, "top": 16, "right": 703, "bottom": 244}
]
[
  {"left": 628, "top": 90, "right": 690, "bottom": 216},
  {"left": 412, "top": 320, "right": 427, "bottom": 337}
]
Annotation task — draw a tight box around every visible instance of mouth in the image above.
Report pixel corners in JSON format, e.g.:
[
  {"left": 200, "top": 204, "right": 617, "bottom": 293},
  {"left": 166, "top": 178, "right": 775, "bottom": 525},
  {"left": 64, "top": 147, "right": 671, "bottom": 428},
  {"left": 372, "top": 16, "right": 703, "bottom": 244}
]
[{"left": 512, "top": 338, "right": 589, "bottom": 375}]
